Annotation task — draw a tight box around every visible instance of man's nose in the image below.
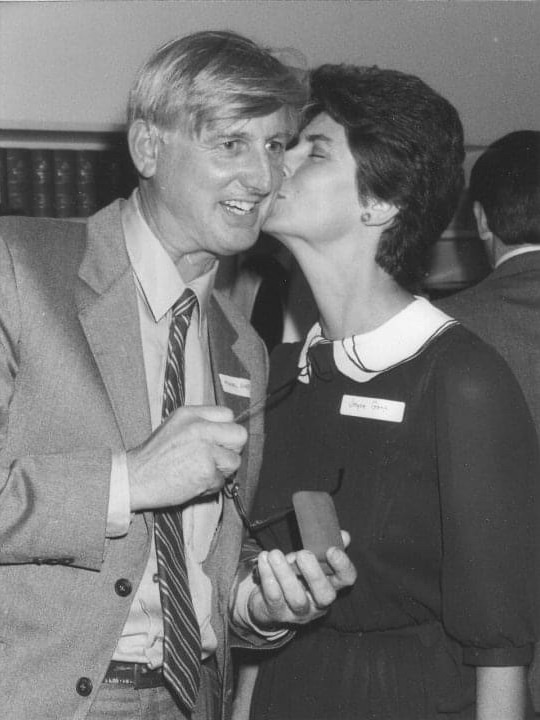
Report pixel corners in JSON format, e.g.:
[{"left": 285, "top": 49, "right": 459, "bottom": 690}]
[
  {"left": 240, "top": 147, "right": 275, "bottom": 193},
  {"left": 282, "top": 144, "right": 301, "bottom": 179}
]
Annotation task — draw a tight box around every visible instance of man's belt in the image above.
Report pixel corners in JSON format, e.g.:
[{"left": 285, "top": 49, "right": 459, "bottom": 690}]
[{"left": 103, "top": 661, "right": 164, "bottom": 689}]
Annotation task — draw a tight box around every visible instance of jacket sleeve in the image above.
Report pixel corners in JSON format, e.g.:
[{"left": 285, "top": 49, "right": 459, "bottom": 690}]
[{"left": 0, "top": 234, "right": 111, "bottom": 570}]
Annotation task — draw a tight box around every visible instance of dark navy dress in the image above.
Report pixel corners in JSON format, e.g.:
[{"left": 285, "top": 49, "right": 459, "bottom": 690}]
[{"left": 249, "top": 321, "right": 537, "bottom": 720}]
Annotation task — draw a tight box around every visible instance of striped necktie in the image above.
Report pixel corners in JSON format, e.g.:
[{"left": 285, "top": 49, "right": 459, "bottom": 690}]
[{"left": 154, "top": 288, "right": 201, "bottom": 713}]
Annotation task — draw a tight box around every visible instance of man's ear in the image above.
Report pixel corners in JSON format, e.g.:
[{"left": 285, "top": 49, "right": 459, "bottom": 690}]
[
  {"left": 474, "top": 200, "right": 498, "bottom": 267},
  {"left": 128, "top": 120, "right": 160, "bottom": 179},
  {"left": 361, "top": 198, "right": 399, "bottom": 227},
  {"left": 473, "top": 201, "right": 492, "bottom": 241}
]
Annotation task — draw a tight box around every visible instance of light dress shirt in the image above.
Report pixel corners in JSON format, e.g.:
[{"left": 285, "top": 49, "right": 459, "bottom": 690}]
[{"left": 108, "top": 190, "right": 221, "bottom": 667}]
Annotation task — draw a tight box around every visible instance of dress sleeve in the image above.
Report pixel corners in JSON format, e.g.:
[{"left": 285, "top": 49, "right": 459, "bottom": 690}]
[{"left": 435, "top": 331, "right": 538, "bottom": 666}]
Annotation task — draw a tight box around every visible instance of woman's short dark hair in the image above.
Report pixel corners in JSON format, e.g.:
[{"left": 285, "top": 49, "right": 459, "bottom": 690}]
[
  {"left": 470, "top": 130, "right": 540, "bottom": 246},
  {"left": 305, "top": 64, "right": 465, "bottom": 287}
]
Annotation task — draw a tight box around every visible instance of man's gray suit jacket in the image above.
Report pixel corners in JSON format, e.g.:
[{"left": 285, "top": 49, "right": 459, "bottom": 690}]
[{"left": 0, "top": 200, "right": 268, "bottom": 719}]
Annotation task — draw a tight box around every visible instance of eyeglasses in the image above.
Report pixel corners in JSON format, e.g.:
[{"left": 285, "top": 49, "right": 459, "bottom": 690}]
[
  {"left": 231, "top": 340, "right": 335, "bottom": 426},
  {"left": 225, "top": 467, "right": 344, "bottom": 535},
  {"left": 228, "top": 362, "right": 341, "bottom": 534},
  {"left": 233, "top": 374, "right": 298, "bottom": 425}
]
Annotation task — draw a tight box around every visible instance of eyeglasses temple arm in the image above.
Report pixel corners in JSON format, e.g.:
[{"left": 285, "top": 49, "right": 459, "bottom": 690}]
[{"left": 233, "top": 376, "right": 297, "bottom": 424}]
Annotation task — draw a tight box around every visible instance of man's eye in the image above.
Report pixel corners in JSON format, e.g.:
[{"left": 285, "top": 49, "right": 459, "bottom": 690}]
[
  {"left": 221, "top": 140, "right": 243, "bottom": 152},
  {"left": 267, "top": 140, "right": 286, "bottom": 154}
]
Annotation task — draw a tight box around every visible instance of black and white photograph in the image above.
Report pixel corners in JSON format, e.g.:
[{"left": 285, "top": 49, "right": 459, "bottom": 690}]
[{"left": 0, "top": 2, "right": 539, "bottom": 719}]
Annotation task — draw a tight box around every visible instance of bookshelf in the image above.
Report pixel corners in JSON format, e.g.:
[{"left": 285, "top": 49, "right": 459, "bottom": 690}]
[{"left": 0, "top": 127, "right": 137, "bottom": 219}]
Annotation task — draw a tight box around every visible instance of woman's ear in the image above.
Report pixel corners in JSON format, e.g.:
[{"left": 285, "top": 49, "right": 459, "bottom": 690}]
[
  {"left": 128, "top": 120, "right": 160, "bottom": 179},
  {"left": 361, "top": 198, "right": 399, "bottom": 227}
]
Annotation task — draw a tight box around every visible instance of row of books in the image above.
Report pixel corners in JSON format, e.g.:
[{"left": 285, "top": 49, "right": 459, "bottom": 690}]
[{"left": 0, "top": 145, "right": 138, "bottom": 218}]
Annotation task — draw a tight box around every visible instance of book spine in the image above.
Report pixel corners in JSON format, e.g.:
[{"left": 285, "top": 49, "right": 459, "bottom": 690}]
[
  {"left": 75, "top": 150, "right": 98, "bottom": 217},
  {"left": 118, "top": 147, "right": 138, "bottom": 201},
  {"left": 2, "top": 144, "right": 137, "bottom": 218},
  {"left": 0, "top": 148, "right": 8, "bottom": 212},
  {"left": 97, "top": 140, "right": 137, "bottom": 208},
  {"left": 97, "top": 150, "right": 124, "bottom": 209},
  {"left": 53, "top": 149, "right": 76, "bottom": 218},
  {"left": 31, "top": 149, "right": 55, "bottom": 217},
  {"left": 5, "top": 148, "right": 32, "bottom": 215}
]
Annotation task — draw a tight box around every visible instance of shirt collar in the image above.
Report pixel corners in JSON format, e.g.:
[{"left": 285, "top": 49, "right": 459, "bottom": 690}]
[
  {"left": 495, "top": 245, "right": 540, "bottom": 269},
  {"left": 298, "top": 296, "right": 457, "bottom": 384},
  {"left": 121, "top": 190, "right": 217, "bottom": 332}
]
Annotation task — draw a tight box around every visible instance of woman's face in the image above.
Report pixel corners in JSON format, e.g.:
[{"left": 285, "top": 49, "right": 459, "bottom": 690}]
[{"left": 263, "top": 112, "right": 364, "bottom": 247}]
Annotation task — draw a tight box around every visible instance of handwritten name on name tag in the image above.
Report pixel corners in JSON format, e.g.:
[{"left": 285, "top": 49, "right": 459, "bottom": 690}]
[
  {"left": 340, "top": 394, "right": 405, "bottom": 423},
  {"left": 219, "top": 374, "right": 251, "bottom": 398}
]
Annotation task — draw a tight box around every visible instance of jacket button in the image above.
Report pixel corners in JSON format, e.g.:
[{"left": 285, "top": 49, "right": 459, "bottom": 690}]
[
  {"left": 115, "top": 578, "right": 132, "bottom": 597},
  {"left": 76, "top": 677, "right": 93, "bottom": 696}
]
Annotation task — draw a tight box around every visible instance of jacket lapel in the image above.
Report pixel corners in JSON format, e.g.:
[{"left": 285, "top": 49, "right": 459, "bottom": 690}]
[
  {"left": 208, "top": 294, "right": 258, "bottom": 523},
  {"left": 208, "top": 296, "right": 251, "bottom": 422},
  {"left": 75, "top": 201, "right": 151, "bottom": 450}
]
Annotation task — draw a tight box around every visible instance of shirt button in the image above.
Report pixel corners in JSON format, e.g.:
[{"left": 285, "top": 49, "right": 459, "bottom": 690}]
[
  {"left": 152, "top": 573, "right": 160, "bottom": 583},
  {"left": 114, "top": 578, "right": 132, "bottom": 597},
  {"left": 76, "top": 677, "right": 93, "bottom": 696}
]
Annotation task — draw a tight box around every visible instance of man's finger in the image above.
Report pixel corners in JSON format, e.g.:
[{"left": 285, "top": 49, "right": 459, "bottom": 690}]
[
  {"left": 211, "top": 444, "right": 243, "bottom": 477},
  {"left": 172, "top": 405, "right": 235, "bottom": 423},
  {"left": 203, "top": 421, "right": 248, "bottom": 452}
]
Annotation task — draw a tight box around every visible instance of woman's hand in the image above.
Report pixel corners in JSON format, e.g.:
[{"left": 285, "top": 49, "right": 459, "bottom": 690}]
[{"left": 247, "top": 534, "right": 356, "bottom": 629}]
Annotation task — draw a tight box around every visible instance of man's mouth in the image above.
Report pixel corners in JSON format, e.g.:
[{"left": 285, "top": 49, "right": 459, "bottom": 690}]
[{"left": 221, "top": 200, "right": 258, "bottom": 216}]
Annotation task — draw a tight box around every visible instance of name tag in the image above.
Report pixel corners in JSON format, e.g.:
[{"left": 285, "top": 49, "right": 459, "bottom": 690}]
[
  {"left": 340, "top": 394, "right": 405, "bottom": 423},
  {"left": 219, "top": 374, "right": 251, "bottom": 398}
]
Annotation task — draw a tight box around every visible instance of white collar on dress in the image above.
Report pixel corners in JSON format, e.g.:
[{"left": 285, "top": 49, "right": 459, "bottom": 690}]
[{"left": 297, "top": 296, "right": 458, "bottom": 384}]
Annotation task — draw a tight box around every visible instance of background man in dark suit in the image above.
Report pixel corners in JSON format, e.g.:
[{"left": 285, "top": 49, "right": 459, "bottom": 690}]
[
  {"left": 438, "top": 129, "right": 540, "bottom": 713},
  {"left": 0, "top": 31, "right": 355, "bottom": 720},
  {"left": 438, "top": 131, "right": 540, "bottom": 430}
]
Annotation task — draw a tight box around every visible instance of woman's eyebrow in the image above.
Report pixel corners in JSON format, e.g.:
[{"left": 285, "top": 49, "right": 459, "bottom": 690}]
[{"left": 304, "top": 132, "right": 333, "bottom": 144}]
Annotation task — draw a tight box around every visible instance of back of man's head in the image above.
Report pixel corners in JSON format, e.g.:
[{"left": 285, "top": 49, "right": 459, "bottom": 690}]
[
  {"left": 470, "top": 130, "right": 540, "bottom": 246},
  {"left": 127, "top": 30, "right": 307, "bottom": 137}
]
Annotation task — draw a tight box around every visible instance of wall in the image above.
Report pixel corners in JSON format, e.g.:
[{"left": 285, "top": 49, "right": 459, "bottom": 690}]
[
  {"left": 0, "top": 0, "right": 538, "bottom": 145},
  {"left": 0, "top": 0, "right": 537, "bottom": 291}
]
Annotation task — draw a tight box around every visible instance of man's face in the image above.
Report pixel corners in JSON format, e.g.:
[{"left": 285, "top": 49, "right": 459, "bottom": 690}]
[{"left": 140, "top": 108, "right": 293, "bottom": 265}]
